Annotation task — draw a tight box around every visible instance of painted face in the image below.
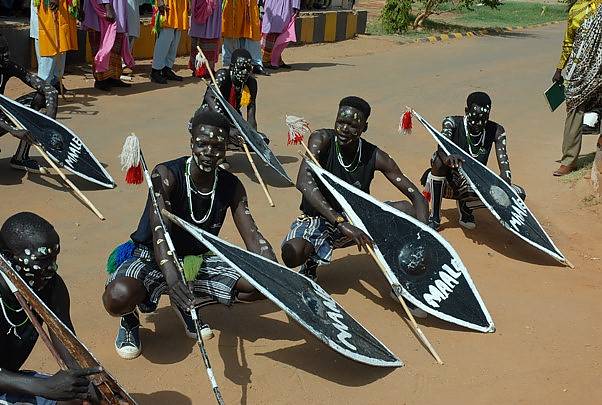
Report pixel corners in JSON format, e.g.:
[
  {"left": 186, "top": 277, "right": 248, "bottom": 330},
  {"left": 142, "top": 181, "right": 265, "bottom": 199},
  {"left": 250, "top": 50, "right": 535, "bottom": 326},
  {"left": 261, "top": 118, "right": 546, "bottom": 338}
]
[
  {"left": 465, "top": 103, "right": 490, "bottom": 134},
  {"left": 10, "top": 241, "right": 60, "bottom": 291},
  {"left": 230, "top": 57, "right": 252, "bottom": 87},
  {"left": 190, "top": 124, "right": 227, "bottom": 172},
  {"left": 335, "top": 106, "right": 366, "bottom": 146}
]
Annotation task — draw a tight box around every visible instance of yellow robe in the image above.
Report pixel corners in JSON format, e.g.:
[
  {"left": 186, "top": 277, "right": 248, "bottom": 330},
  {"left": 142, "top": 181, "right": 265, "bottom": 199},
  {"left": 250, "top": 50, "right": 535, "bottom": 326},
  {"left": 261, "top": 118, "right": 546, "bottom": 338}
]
[
  {"left": 557, "top": 0, "right": 602, "bottom": 69},
  {"left": 162, "top": 0, "right": 189, "bottom": 30},
  {"left": 222, "top": 0, "right": 261, "bottom": 40},
  {"left": 38, "top": 0, "right": 78, "bottom": 57}
]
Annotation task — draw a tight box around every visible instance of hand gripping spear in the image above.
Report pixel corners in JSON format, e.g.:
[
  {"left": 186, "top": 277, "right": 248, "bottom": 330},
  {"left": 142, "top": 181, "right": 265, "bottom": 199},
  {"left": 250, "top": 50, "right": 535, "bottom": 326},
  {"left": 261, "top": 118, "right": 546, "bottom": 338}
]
[
  {"left": 286, "top": 115, "right": 444, "bottom": 365},
  {"left": 0, "top": 254, "right": 137, "bottom": 404},
  {"left": 119, "top": 134, "right": 225, "bottom": 405}
]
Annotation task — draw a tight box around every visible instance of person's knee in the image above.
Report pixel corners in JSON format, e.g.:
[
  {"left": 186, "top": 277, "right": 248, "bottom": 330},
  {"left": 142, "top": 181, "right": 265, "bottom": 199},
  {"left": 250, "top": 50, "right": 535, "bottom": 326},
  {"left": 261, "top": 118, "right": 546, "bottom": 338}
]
[
  {"left": 431, "top": 155, "right": 448, "bottom": 177},
  {"left": 281, "top": 239, "right": 311, "bottom": 268},
  {"left": 235, "top": 277, "right": 255, "bottom": 294},
  {"left": 102, "top": 279, "right": 142, "bottom": 316}
]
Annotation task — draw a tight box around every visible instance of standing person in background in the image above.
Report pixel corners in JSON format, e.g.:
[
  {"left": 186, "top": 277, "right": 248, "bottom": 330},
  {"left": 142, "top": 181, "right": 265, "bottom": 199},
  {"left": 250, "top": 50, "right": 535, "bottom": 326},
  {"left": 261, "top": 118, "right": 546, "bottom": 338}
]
[
  {"left": 29, "top": 0, "right": 80, "bottom": 92},
  {"left": 188, "top": 0, "right": 222, "bottom": 78},
  {"left": 261, "top": 0, "right": 299, "bottom": 70},
  {"left": 123, "top": 0, "right": 142, "bottom": 75},
  {"left": 551, "top": 0, "right": 602, "bottom": 176},
  {"left": 82, "top": 0, "right": 134, "bottom": 91},
  {"left": 222, "top": 0, "right": 270, "bottom": 75},
  {"left": 150, "top": 0, "right": 189, "bottom": 84}
]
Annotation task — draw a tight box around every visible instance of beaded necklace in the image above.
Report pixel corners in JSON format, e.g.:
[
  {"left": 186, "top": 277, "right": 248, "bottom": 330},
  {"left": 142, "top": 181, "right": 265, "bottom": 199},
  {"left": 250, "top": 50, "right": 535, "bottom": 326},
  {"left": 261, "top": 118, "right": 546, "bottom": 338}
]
[
  {"left": 463, "top": 117, "right": 486, "bottom": 158},
  {"left": 0, "top": 297, "right": 28, "bottom": 339},
  {"left": 335, "top": 138, "right": 362, "bottom": 173},
  {"left": 185, "top": 157, "right": 218, "bottom": 224}
]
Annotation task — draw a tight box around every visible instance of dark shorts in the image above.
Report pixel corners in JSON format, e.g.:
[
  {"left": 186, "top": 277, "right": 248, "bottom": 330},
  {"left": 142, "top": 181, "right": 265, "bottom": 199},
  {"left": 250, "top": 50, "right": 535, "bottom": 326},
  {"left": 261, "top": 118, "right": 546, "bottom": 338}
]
[
  {"left": 282, "top": 215, "right": 353, "bottom": 264},
  {"left": 106, "top": 245, "right": 241, "bottom": 311}
]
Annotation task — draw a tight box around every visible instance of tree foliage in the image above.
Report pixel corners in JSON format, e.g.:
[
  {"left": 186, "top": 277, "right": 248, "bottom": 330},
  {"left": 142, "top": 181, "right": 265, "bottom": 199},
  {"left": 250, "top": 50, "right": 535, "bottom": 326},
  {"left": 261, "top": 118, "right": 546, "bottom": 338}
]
[{"left": 381, "top": 0, "right": 503, "bottom": 33}]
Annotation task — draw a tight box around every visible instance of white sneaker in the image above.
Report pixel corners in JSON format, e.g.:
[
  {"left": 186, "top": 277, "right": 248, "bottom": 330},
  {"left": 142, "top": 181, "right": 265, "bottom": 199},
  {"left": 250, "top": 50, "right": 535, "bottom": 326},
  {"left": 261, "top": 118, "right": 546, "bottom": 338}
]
[{"left": 115, "top": 312, "right": 142, "bottom": 360}]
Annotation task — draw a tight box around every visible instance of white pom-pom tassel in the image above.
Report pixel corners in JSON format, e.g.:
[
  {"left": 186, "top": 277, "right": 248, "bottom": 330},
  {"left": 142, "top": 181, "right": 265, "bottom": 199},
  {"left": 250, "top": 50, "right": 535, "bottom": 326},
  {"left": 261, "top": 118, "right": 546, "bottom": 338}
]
[{"left": 120, "top": 133, "right": 141, "bottom": 171}]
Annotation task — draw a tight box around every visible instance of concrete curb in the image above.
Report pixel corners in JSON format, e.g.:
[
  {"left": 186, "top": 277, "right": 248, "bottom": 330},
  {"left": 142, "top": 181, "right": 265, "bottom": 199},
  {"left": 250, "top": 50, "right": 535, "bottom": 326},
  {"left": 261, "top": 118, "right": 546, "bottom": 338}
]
[
  {"left": 409, "top": 20, "right": 563, "bottom": 45},
  {"left": 294, "top": 9, "right": 368, "bottom": 44}
]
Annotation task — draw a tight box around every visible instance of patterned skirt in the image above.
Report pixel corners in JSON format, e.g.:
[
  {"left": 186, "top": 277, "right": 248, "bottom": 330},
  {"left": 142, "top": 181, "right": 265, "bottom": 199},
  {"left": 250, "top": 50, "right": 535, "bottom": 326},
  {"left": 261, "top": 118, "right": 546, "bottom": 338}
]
[{"left": 88, "top": 30, "right": 124, "bottom": 81}]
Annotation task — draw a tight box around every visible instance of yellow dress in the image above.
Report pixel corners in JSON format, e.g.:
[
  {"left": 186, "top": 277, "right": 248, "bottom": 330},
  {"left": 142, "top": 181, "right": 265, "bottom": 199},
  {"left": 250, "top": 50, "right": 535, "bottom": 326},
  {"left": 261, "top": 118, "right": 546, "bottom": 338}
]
[
  {"left": 557, "top": 0, "right": 602, "bottom": 69},
  {"left": 162, "top": 0, "right": 189, "bottom": 30},
  {"left": 37, "top": 0, "right": 78, "bottom": 57},
  {"left": 222, "top": 0, "right": 261, "bottom": 40}
]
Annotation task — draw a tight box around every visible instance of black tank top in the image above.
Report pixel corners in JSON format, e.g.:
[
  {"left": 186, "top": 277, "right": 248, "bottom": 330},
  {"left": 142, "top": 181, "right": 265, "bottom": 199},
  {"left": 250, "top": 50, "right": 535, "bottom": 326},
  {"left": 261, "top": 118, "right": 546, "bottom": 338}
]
[
  {"left": 448, "top": 116, "right": 498, "bottom": 165},
  {"left": 300, "top": 130, "right": 378, "bottom": 216},
  {"left": 130, "top": 157, "right": 239, "bottom": 257},
  {"left": 0, "top": 275, "right": 57, "bottom": 370}
]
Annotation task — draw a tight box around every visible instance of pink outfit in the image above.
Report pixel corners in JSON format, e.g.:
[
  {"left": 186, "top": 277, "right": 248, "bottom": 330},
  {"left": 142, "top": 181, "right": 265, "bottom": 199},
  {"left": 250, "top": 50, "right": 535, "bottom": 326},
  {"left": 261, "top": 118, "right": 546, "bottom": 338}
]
[{"left": 89, "top": 0, "right": 134, "bottom": 72}]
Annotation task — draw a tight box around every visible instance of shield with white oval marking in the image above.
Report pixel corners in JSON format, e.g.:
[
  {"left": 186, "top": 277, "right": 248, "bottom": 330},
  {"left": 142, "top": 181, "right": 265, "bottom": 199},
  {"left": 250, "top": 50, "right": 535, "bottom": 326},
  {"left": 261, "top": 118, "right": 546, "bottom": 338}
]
[
  {"left": 305, "top": 159, "right": 495, "bottom": 333},
  {"left": 0, "top": 94, "right": 115, "bottom": 188},
  {"left": 164, "top": 212, "right": 403, "bottom": 367},
  {"left": 413, "top": 111, "right": 567, "bottom": 265}
]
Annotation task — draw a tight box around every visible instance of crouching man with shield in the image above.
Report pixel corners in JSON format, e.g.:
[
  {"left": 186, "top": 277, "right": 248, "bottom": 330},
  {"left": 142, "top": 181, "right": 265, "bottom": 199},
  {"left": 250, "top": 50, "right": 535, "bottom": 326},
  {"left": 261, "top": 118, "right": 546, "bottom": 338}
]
[
  {"left": 281, "top": 96, "right": 429, "bottom": 315},
  {"left": 198, "top": 49, "right": 270, "bottom": 168},
  {"left": 422, "top": 92, "right": 527, "bottom": 230},
  {"left": 102, "top": 110, "right": 276, "bottom": 359}
]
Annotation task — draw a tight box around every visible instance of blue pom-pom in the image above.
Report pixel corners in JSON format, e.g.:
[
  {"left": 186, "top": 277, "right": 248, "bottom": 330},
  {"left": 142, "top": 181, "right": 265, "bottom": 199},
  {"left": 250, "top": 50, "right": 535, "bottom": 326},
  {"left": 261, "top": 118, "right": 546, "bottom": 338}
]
[{"left": 106, "top": 241, "right": 136, "bottom": 274}]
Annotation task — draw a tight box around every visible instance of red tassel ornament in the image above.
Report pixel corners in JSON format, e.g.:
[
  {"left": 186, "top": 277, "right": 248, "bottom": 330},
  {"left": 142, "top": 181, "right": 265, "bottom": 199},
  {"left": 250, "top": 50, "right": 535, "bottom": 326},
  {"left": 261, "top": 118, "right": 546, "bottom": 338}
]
[
  {"left": 399, "top": 110, "right": 413, "bottom": 135},
  {"left": 125, "top": 164, "right": 143, "bottom": 185},
  {"left": 285, "top": 115, "right": 311, "bottom": 146},
  {"left": 195, "top": 64, "right": 208, "bottom": 78}
]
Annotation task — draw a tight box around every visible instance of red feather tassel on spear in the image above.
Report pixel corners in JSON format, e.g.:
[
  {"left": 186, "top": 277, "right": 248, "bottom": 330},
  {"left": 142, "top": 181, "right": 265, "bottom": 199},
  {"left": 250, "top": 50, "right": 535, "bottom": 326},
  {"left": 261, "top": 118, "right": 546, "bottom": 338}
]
[
  {"left": 399, "top": 109, "right": 413, "bottom": 136},
  {"left": 285, "top": 115, "right": 311, "bottom": 146}
]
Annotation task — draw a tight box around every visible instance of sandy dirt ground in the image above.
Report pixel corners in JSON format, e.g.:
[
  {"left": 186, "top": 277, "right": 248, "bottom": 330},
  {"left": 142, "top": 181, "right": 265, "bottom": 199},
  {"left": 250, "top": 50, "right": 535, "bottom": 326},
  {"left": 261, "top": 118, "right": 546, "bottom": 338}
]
[{"left": 3, "top": 25, "right": 602, "bottom": 404}]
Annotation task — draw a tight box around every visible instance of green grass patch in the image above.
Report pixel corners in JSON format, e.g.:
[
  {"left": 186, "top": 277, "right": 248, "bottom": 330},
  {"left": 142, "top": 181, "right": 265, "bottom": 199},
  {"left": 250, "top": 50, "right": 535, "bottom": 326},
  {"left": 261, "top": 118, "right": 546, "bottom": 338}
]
[
  {"left": 367, "top": 1, "right": 566, "bottom": 38},
  {"left": 366, "top": 19, "right": 437, "bottom": 39},
  {"left": 449, "top": 1, "right": 566, "bottom": 28}
]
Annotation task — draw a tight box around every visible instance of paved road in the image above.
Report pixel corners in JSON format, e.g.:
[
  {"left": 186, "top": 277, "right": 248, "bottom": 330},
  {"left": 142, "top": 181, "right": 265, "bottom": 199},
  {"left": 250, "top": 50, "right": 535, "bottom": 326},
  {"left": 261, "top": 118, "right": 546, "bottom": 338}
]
[{"left": 5, "top": 24, "right": 601, "bottom": 404}]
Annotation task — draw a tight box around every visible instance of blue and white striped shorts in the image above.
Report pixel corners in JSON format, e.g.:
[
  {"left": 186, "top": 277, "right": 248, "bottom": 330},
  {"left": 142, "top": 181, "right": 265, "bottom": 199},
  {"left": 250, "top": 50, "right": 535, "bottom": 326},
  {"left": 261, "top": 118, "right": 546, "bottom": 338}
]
[
  {"left": 106, "top": 245, "right": 241, "bottom": 310},
  {"left": 282, "top": 215, "right": 352, "bottom": 264}
]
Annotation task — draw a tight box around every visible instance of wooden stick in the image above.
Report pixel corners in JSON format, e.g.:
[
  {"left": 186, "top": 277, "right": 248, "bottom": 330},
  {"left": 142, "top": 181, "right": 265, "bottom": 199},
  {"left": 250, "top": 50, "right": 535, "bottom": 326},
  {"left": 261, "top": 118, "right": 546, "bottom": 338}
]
[
  {"left": 198, "top": 45, "right": 275, "bottom": 207},
  {"left": 1, "top": 269, "right": 67, "bottom": 369},
  {"left": 13, "top": 290, "right": 68, "bottom": 369},
  {"left": 3, "top": 108, "right": 105, "bottom": 220},
  {"left": 366, "top": 246, "right": 444, "bottom": 365},
  {"left": 565, "top": 259, "right": 575, "bottom": 269},
  {"left": 298, "top": 145, "right": 444, "bottom": 365},
  {"left": 33, "top": 145, "right": 105, "bottom": 220},
  {"left": 241, "top": 139, "right": 275, "bottom": 207}
]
